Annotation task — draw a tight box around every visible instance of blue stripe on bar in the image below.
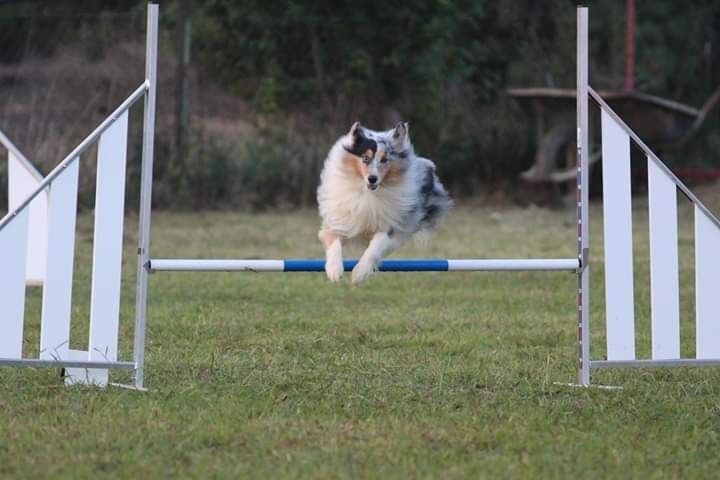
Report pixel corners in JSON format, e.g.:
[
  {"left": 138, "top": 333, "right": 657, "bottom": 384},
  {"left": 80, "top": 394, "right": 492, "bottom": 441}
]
[
  {"left": 379, "top": 259, "right": 449, "bottom": 271},
  {"left": 283, "top": 259, "right": 449, "bottom": 272}
]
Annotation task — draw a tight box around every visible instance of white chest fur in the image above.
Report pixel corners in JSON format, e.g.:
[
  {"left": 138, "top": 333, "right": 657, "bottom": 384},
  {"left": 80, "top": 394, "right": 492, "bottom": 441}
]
[{"left": 318, "top": 170, "right": 415, "bottom": 238}]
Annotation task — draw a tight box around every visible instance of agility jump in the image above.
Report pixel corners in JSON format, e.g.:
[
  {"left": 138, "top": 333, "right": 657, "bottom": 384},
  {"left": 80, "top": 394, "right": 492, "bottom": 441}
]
[{"left": 0, "top": 5, "right": 719, "bottom": 390}]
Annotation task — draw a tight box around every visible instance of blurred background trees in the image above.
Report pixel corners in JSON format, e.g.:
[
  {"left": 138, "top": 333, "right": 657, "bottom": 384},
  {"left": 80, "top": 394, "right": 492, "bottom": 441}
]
[{"left": 0, "top": 0, "right": 719, "bottom": 209}]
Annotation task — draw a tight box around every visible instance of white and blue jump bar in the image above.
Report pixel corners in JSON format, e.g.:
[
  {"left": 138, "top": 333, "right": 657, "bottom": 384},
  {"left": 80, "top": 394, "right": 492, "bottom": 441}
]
[{"left": 149, "top": 258, "right": 580, "bottom": 272}]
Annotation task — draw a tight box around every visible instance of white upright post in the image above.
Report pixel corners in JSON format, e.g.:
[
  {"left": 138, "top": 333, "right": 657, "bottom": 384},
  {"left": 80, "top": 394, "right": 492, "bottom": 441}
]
[
  {"left": 87, "top": 112, "right": 129, "bottom": 387},
  {"left": 601, "top": 111, "right": 636, "bottom": 361},
  {"left": 0, "top": 209, "right": 30, "bottom": 359},
  {"left": 648, "top": 160, "right": 680, "bottom": 360},
  {"left": 695, "top": 207, "right": 720, "bottom": 359},
  {"left": 133, "top": 2, "right": 159, "bottom": 390},
  {"left": 576, "top": 7, "right": 591, "bottom": 386},
  {"left": 39, "top": 160, "right": 79, "bottom": 361},
  {"left": 5, "top": 137, "right": 48, "bottom": 286}
]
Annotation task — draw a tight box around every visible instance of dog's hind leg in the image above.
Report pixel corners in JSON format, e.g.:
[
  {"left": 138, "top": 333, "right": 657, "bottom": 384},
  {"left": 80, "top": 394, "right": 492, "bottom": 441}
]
[
  {"left": 319, "top": 229, "right": 345, "bottom": 282},
  {"left": 352, "top": 230, "right": 410, "bottom": 285}
]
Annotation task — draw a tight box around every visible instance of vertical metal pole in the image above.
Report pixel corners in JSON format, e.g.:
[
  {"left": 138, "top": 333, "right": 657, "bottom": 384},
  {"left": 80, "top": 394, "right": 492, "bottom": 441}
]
[
  {"left": 133, "top": 2, "right": 159, "bottom": 390},
  {"left": 577, "top": 7, "right": 591, "bottom": 386}
]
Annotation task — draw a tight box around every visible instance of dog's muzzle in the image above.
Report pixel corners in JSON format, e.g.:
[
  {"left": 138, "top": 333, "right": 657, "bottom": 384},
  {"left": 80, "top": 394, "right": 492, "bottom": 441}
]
[{"left": 367, "top": 175, "right": 378, "bottom": 191}]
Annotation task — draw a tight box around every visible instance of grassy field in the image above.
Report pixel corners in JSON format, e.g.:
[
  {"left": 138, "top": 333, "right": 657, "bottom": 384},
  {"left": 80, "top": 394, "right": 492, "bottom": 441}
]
[{"left": 3, "top": 201, "right": 720, "bottom": 478}]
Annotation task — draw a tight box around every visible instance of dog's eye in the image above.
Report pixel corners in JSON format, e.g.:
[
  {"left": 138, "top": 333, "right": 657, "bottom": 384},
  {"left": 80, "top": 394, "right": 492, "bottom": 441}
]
[
  {"left": 362, "top": 155, "right": 371, "bottom": 164},
  {"left": 380, "top": 156, "right": 389, "bottom": 164}
]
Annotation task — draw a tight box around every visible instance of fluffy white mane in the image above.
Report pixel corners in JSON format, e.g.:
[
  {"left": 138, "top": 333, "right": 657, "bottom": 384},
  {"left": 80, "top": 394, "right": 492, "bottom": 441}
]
[{"left": 317, "top": 135, "right": 425, "bottom": 238}]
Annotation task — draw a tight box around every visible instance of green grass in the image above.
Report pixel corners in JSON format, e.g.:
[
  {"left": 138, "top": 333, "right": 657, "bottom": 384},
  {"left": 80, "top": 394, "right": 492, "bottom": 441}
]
[{"left": 2, "top": 203, "right": 720, "bottom": 479}]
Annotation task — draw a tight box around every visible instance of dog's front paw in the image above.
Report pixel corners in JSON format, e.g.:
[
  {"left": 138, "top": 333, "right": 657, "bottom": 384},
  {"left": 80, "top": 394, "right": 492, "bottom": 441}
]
[
  {"left": 325, "top": 258, "right": 344, "bottom": 282},
  {"left": 351, "top": 259, "right": 377, "bottom": 285}
]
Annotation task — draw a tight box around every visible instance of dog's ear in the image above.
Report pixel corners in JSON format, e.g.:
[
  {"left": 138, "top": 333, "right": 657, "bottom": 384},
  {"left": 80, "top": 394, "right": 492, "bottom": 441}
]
[
  {"left": 348, "top": 121, "right": 362, "bottom": 143},
  {"left": 343, "top": 121, "right": 365, "bottom": 153},
  {"left": 391, "top": 121, "right": 409, "bottom": 146}
]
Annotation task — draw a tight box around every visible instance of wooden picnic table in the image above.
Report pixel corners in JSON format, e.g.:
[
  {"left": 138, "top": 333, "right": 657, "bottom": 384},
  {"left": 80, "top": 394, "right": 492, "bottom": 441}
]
[{"left": 508, "top": 87, "right": 714, "bottom": 183}]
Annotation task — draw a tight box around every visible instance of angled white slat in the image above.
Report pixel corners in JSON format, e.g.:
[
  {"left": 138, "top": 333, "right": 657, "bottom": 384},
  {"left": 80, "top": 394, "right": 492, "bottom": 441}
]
[
  {"left": 648, "top": 159, "right": 680, "bottom": 359},
  {"left": 601, "top": 110, "right": 636, "bottom": 360},
  {"left": 8, "top": 151, "right": 48, "bottom": 285},
  {"left": 695, "top": 206, "right": 720, "bottom": 359},
  {"left": 39, "top": 160, "right": 79, "bottom": 361},
  {"left": 88, "top": 111, "right": 129, "bottom": 386},
  {"left": 0, "top": 209, "right": 30, "bottom": 358}
]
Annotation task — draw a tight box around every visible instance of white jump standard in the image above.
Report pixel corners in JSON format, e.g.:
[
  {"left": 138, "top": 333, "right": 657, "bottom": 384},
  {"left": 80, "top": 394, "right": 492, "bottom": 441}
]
[
  {"left": 577, "top": 8, "right": 720, "bottom": 379},
  {"left": 0, "top": 3, "right": 159, "bottom": 389},
  {"left": 1, "top": 6, "right": 719, "bottom": 390}
]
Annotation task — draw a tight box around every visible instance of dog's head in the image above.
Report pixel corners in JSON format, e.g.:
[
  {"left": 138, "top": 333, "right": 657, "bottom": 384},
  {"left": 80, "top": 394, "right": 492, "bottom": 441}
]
[{"left": 343, "top": 121, "right": 411, "bottom": 191}]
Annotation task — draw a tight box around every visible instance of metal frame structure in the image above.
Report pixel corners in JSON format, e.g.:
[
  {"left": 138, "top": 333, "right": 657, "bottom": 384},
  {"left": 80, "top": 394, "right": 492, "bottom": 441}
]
[
  {"left": 133, "top": 0, "right": 159, "bottom": 391},
  {"left": 2, "top": 5, "right": 718, "bottom": 390},
  {"left": 576, "top": 8, "right": 591, "bottom": 386}
]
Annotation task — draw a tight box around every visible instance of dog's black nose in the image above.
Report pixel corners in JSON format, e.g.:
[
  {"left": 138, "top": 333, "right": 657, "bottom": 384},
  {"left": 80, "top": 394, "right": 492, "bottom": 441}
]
[{"left": 368, "top": 175, "right": 378, "bottom": 184}]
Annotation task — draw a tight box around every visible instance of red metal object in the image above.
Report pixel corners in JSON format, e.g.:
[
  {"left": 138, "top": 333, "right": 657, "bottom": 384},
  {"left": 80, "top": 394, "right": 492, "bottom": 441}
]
[{"left": 624, "top": 0, "right": 636, "bottom": 92}]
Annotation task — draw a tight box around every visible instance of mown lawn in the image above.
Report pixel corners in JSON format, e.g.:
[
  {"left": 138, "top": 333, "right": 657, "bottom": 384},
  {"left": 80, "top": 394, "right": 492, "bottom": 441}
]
[{"left": 2, "top": 201, "right": 720, "bottom": 479}]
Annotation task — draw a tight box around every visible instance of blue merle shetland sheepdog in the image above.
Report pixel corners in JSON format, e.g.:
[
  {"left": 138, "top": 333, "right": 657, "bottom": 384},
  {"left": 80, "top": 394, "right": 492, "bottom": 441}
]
[{"left": 317, "top": 121, "right": 453, "bottom": 285}]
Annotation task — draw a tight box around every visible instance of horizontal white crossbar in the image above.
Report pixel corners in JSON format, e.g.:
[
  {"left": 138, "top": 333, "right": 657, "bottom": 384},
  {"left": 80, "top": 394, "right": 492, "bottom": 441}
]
[
  {"left": 149, "top": 258, "right": 580, "bottom": 272},
  {"left": 447, "top": 259, "right": 579, "bottom": 271}
]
